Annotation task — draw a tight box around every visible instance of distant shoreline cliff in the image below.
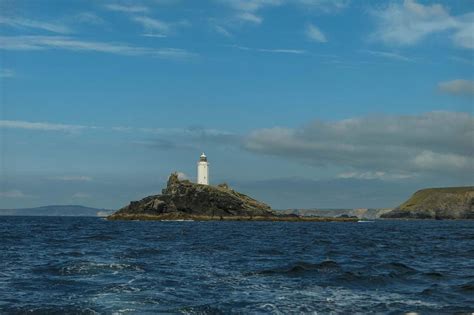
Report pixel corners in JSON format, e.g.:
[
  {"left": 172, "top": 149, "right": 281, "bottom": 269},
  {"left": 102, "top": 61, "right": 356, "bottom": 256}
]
[
  {"left": 107, "top": 173, "right": 357, "bottom": 222},
  {"left": 278, "top": 208, "right": 392, "bottom": 220},
  {"left": 381, "top": 187, "right": 474, "bottom": 219}
]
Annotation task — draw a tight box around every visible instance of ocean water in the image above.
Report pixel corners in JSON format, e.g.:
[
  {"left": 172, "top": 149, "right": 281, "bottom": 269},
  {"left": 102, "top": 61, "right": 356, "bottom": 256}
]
[{"left": 0, "top": 217, "right": 473, "bottom": 314}]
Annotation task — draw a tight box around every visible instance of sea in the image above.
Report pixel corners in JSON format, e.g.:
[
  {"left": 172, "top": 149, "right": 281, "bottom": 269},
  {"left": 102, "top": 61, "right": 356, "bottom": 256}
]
[{"left": 0, "top": 217, "right": 473, "bottom": 314}]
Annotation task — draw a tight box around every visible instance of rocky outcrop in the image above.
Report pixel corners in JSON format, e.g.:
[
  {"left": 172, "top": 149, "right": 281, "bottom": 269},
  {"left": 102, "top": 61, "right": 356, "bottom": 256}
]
[
  {"left": 381, "top": 187, "right": 474, "bottom": 219},
  {"left": 108, "top": 173, "right": 358, "bottom": 222},
  {"left": 278, "top": 208, "right": 393, "bottom": 219},
  {"left": 108, "top": 173, "right": 275, "bottom": 220}
]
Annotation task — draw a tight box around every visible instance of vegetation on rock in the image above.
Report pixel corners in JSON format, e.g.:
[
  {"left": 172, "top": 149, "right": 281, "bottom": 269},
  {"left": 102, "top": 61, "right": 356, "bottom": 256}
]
[
  {"left": 108, "top": 172, "right": 358, "bottom": 222},
  {"left": 381, "top": 187, "right": 474, "bottom": 219}
]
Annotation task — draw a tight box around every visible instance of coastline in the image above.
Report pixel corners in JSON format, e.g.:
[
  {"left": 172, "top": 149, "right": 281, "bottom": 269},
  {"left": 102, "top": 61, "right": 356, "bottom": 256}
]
[{"left": 107, "top": 213, "right": 359, "bottom": 222}]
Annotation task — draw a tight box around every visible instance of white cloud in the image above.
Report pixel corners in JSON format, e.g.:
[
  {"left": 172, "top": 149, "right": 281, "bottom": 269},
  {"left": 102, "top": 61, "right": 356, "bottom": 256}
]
[
  {"left": 370, "top": 0, "right": 474, "bottom": 49},
  {"left": 132, "top": 16, "right": 171, "bottom": 34},
  {"left": 218, "top": 0, "right": 281, "bottom": 25},
  {"left": 142, "top": 33, "right": 168, "bottom": 38},
  {"left": 0, "top": 120, "right": 92, "bottom": 132},
  {"left": 0, "top": 16, "right": 71, "bottom": 33},
  {"left": 438, "top": 79, "right": 474, "bottom": 95},
  {"left": 0, "top": 69, "right": 15, "bottom": 78},
  {"left": 243, "top": 111, "right": 474, "bottom": 178},
  {"left": 0, "top": 36, "right": 196, "bottom": 59},
  {"left": 50, "top": 176, "right": 93, "bottom": 182},
  {"left": 221, "top": 0, "right": 348, "bottom": 13},
  {"left": 296, "top": 0, "right": 350, "bottom": 13},
  {"left": 214, "top": 24, "right": 232, "bottom": 37},
  {"left": 305, "top": 23, "right": 327, "bottom": 43},
  {"left": 232, "top": 45, "right": 307, "bottom": 54},
  {"left": 337, "top": 171, "right": 414, "bottom": 180},
  {"left": 0, "top": 190, "right": 31, "bottom": 198},
  {"left": 452, "top": 14, "right": 474, "bottom": 49},
  {"left": 104, "top": 4, "right": 150, "bottom": 13},
  {"left": 131, "top": 16, "right": 189, "bottom": 36},
  {"left": 218, "top": 0, "right": 348, "bottom": 26},
  {"left": 237, "top": 12, "right": 263, "bottom": 24},
  {"left": 222, "top": 0, "right": 283, "bottom": 12},
  {"left": 72, "top": 192, "right": 91, "bottom": 198},
  {"left": 0, "top": 121, "right": 235, "bottom": 147},
  {"left": 359, "top": 49, "right": 413, "bottom": 62},
  {"left": 75, "top": 12, "right": 105, "bottom": 25},
  {"left": 412, "top": 150, "right": 472, "bottom": 172}
]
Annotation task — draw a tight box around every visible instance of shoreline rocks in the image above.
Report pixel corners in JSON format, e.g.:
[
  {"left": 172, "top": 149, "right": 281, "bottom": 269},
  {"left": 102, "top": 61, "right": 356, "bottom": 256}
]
[{"left": 107, "top": 173, "right": 357, "bottom": 222}]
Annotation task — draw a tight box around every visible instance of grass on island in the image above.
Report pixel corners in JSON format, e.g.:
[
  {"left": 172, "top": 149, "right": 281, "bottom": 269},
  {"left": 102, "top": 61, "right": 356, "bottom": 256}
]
[{"left": 398, "top": 186, "right": 474, "bottom": 210}]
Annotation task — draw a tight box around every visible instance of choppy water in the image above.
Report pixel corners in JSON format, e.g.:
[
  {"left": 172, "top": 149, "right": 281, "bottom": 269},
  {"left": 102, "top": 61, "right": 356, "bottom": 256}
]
[{"left": 0, "top": 217, "right": 473, "bottom": 314}]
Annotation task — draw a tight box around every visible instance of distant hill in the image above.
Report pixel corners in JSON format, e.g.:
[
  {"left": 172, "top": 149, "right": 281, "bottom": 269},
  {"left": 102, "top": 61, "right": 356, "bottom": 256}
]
[
  {"left": 0, "top": 205, "right": 114, "bottom": 217},
  {"left": 381, "top": 187, "right": 474, "bottom": 219},
  {"left": 278, "top": 208, "right": 392, "bottom": 219}
]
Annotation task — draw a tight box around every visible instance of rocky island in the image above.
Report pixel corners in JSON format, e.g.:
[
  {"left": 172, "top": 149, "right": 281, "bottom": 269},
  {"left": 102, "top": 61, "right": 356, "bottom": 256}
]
[
  {"left": 381, "top": 186, "right": 474, "bottom": 219},
  {"left": 107, "top": 173, "right": 357, "bottom": 222}
]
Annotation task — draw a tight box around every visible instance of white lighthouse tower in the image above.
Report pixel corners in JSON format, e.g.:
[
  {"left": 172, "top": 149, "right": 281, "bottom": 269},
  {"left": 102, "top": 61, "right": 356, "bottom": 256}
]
[{"left": 197, "top": 152, "right": 209, "bottom": 185}]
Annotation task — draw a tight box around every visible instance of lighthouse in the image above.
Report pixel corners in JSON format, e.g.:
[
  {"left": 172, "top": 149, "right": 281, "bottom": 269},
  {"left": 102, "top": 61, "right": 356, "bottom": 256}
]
[{"left": 197, "top": 153, "right": 209, "bottom": 185}]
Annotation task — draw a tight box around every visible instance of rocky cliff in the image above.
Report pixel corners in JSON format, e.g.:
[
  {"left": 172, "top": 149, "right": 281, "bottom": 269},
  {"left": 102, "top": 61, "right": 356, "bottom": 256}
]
[
  {"left": 108, "top": 173, "right": 275, "bottom": 220},
  {"left": 381, "top": 187, "right": 474, "bottom": 219},
  {"left": 108, "top": 173, "right": 358, "bottom": 222}
]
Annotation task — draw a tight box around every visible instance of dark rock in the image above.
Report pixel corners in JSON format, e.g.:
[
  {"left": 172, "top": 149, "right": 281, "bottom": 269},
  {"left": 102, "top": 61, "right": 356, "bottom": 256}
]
[
  {"left": 110, "top": 172, "right": 275, "bottom": 218},
  {"left": 337, "top": 214, "right": 358, "bottom": 219},
  {"left": 217, "top": 183, "right": 230, "bottom": 190}
]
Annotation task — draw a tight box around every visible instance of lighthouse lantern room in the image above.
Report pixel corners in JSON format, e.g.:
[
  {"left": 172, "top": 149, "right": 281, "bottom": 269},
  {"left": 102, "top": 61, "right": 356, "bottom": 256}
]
[{"left": 197, "top": 153, "right": 209, "bottom": 185}]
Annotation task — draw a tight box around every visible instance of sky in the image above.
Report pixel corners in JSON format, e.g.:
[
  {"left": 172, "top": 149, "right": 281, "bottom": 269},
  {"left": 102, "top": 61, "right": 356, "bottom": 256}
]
[{"left": 0, "top": 0, "right": 473, "bottom": 210}]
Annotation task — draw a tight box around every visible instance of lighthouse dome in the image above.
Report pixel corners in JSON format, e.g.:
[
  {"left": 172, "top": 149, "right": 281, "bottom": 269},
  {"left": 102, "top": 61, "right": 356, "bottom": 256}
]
[{"left": 199, "top": 152, "right": 207, "bottom": 162}]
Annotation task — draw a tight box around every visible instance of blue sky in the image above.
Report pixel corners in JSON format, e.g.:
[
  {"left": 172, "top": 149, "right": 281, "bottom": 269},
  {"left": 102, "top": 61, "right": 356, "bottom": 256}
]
[{"left": 0, "top": 0, "right": 473, "bottom": 209}]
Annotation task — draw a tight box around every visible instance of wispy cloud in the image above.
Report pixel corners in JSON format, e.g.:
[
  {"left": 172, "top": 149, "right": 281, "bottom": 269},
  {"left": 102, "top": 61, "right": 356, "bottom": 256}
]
[
  {"left": 104, "top": 4, "right": 150, "bottom": 13},
  {"left": 359, "top": 49, "right": 413, "bottom": 62},
  {"left": 135, "top": 126, "right": 239, "bottom": 151},
  {"left": 72, "top": 192, "right": 91, "bottom": 198},
  {"left": 0, "top": 120, "right": 93, "bottom": 132},
  {"left": 0, "top": 190, "right": 32, "bottom": 198},
  {"left": 0, "top": 69, "right": 15, "bottom": 78},
  {"left": 104, "top": 3, "right": 188, "bottom": 37},
  {"left": 0, "top": 120, "right": 234, "bottom": 143},
  {"left": 0, "top": 16, "right": 71, "bottom": 34},
  {"left": 0, "top": 36, "right": 196, "bottom": 59},
  {"left": 236, "top": 12, "right": 262, "bottom": 24},
  {"left": 305, "top": 23, "right": 327, "bottom": 43},
  {"left": 438, "top": 79, "right": 474, "bottom": 96},
  {"left": 222, "top": 0, "right": 283, "bottom": 12},
  {"left": 141, "top": 33, "right": 167, "bottom": 38},
  {"left": 214, "top": 24, "right": 232, "bottom": 37},
  {"left": 370, "top": 0, "right": 474, "bottom": 49},
  {"left": 296, "top": 0, "right": 350, "bottom": 13},
  {"left": 219, "top": 0, "right": 348, "bottom": 26},
  {"left": 131, "top": 16, "right": 189, "bottom": 37},
  {"left": 132, "top": 16, "right": 171, "bottom": 34},
  {"left": 75, "top": 12, "right": 105, "bottom": 25},
  {"left": 49, "top": 176, "right": 93, "bottom": 182},
  {"left": 220, "top": 0, "right": 282, "bottom": 25},
  {"left": 449, "top": 56, "right": 474, "bottom": 66},
  {"left": 337, "top": 171, "right": 414, "bottom": 180},
  {"left": 232, "top": 45, "right": 307, "bottom": 54}
]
